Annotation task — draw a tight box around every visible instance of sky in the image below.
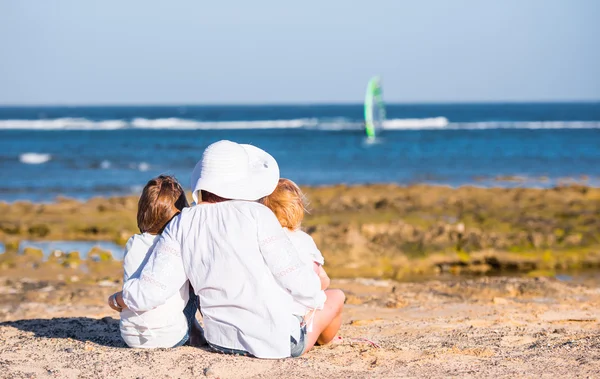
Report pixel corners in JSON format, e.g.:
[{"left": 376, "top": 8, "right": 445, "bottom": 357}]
[{"left": 0, "top": 0, "right": 599, "bottom": 105}]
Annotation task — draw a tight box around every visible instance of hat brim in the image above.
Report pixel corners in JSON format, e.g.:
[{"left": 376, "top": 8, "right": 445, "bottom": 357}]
[{"left": 191, "top": 144, "right": 279, "bottom": 203}]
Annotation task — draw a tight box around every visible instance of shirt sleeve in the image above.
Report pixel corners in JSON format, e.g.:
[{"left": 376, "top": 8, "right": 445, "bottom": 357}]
[
  {"left": 297, "top": 231, "right": 325, "bottom": 266},
  {"left": 255, "top": 205, "right": 326, "bottom": 310},
  {"left": 122, "top": 236, "right": 136, "bottom": 283},
  {"left": 121, "top": 215, "right": 188, "bottom": 312}
]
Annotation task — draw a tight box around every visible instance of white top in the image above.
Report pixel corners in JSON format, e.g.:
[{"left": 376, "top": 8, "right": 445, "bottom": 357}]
[
  {"left": 283, "top": 228, "right": 326, "bottom": 316},
  {"left": 120, "top": 233, "right": 190, "bottom": 348},
  {"left": 122, "top": 201, "right": 326, "bottom": 359}
]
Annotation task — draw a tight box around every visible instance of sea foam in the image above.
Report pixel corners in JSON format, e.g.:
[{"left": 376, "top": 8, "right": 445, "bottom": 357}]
[
  {"left": 19, "top": 153, "right": 52, "bottom": 164},
  {"left": 384, "top": 117, "right": 449, "bottom": 129},
  {"left": 0, "top": 118, "right": 127, "bottom": 130},
  {"left": 1, "top": 117, "right": 599, "bottom": 131}
]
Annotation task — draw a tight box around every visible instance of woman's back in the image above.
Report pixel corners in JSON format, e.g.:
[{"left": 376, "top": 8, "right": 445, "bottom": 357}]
[
  {"left": 182, "top": 201, "right": 292, "bottom": 356},
  {"left": 146, "top": 200, "right": 324, "bottom": 358}
]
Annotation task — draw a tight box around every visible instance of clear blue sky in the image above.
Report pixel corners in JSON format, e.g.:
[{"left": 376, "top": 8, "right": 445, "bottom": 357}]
[{"left": 1, "top": 0, "right": 598, "bottom": 105}]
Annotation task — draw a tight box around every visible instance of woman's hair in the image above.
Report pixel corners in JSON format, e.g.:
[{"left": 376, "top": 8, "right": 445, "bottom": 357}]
[
  {"left": 260, "top": 178, "right": 307, "bottom": 230},
  {"left": 137, "top": 175, "right": 189, "bottom": 234},
  {"left": 200, "top": 190, "right": 230, "bottom": 204}
]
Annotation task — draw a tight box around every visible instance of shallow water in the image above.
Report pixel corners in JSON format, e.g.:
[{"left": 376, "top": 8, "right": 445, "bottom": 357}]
[{"left": 17, "top": 240, "right": 124, "bottom": 260}]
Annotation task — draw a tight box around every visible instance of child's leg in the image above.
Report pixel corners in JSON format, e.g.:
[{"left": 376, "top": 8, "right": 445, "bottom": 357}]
[{"left": 303, "top": 289, "right": 345, "bottom": 352}]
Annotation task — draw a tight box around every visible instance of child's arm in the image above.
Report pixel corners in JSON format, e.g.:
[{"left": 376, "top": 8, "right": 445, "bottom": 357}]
[
  {"left": 256, "top": 206, "right": 326, "bottom": 310},
  {"left": 313, "top": 262, "right": 330, "bottom": 290},
  {"left": 122, "top": 236, "right": 136, "bottom": 283}
]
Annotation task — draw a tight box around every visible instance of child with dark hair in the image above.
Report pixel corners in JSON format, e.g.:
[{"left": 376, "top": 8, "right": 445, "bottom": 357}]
[{"left": 110, "top": 175, "right": 204, "bottom": 348}]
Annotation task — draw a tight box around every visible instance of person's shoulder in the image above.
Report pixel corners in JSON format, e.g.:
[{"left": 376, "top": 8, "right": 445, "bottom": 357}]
[
  {"left": 230, "top": 200, "right": 272, "bottom": 215},
  {"left": 290, "top": 229, "right": 325, "bottom": 264},
  {"left": 130, "top": 233, "right": 157, "bottom": 247},
  {"left": 180, "top": 206, "right": 197, "bottom": 217},
  {"left": 290, "top": 229, "right": 317, "bottom": 247},
  {"left": 187, "top": 201, "right": 275, "bottom": 224},
  {"left": 175, "top": 205, "right": 203, "bottom": 224},
  {"left": 124, "top": 233, "right": 155, "bottom": 257}
]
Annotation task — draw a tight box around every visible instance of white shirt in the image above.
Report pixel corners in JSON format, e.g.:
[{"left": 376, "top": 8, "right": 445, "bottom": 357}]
[
  {"left": 120, "top": 233, "right": 190, "bottom": 348},
  {"left": 283, "top": 228, "right": 326, "bottom": 316},
  {"left": 122, "top": 201, "right": 326, "bottom": 359}
]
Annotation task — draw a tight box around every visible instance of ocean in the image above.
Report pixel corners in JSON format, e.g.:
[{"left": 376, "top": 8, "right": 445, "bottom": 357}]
[{"left": 1, "top": 102, "right": 599, "bottom": 202}]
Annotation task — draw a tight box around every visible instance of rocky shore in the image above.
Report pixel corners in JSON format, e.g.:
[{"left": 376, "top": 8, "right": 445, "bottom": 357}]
[{"left": 1, "top": 184, "right": 599, "bottom": 281}]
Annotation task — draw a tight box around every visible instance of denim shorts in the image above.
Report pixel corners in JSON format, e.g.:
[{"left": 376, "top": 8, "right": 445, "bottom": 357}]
[
  {"left": 172, "top": 294, "right": 199, "bottom": 348},
  {"left": 208, "top": 315, "right": 307, "bottom": 358},
  {"left": 289, "top": 315, "right": 307, "bottom": 358}
]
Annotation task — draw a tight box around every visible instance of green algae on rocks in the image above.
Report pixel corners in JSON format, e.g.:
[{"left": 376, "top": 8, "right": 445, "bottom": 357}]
[{"left": 1, "top": 184, "right": 599, "bottom": 279}]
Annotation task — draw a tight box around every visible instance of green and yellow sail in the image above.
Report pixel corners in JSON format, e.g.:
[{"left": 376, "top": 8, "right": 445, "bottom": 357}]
[{"left": 364, "top": 76, "right": 386, "bottom": 138}]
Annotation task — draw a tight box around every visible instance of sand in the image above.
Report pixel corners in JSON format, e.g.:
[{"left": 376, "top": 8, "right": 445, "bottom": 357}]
[{"left": 1, "top": 275, "right": 599, "bottom": 378}]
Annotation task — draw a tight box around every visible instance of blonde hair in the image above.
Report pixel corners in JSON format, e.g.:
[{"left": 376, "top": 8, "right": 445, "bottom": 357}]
[{"left": 260, "top": 178, "right": 307, "bottom": 230}]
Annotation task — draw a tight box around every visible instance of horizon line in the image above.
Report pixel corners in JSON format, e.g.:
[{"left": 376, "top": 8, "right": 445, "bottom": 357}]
[{"left": 0, "top": 99, "right": 599, "bottom": 108}]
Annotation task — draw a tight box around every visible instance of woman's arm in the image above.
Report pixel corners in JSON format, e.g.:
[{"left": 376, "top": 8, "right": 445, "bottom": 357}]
[
  {"left": 121, "top": 215, "right": 188, "bottom": 312},
  {"left": 255, "top": 205, "right": 326, "bottom": 310}
]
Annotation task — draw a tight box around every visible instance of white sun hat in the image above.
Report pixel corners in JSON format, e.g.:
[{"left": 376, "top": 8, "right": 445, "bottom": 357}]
[{"left": 190, "top": 140, "right": 280, "bottom": 203}]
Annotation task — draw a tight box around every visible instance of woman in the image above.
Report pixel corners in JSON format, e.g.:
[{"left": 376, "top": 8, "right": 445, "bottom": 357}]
[{"left": 109, "top": 140, "right": 344, "bottom": 358}]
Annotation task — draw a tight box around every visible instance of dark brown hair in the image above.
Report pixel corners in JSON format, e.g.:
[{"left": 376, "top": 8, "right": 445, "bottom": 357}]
[
  {"left": 200, "top": 190, "right": 230, "bottom": 204},
  {"left": 137, "top": 175, "right": 189, "bottom": 234}
]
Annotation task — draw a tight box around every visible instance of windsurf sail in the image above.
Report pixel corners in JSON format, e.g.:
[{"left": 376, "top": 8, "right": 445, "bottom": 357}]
[{"left": 364, "top": 76, "right": 386, "bottom": 138}]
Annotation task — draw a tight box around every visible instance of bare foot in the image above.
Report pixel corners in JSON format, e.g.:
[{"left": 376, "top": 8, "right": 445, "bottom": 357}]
[{"left": 189, "top": 319, "right": 208, "bottom": 347}]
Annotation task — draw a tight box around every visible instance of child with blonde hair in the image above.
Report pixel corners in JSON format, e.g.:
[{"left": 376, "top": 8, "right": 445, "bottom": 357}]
[{"left": 261, "top": 178, "right": 344, "bottom": 348}]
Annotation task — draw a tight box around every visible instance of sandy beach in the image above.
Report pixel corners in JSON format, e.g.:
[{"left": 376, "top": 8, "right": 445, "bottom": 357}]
[
  {"left": 1, "top": 275, "right": 599, "bottom": 378},
  {"left": 1, "top": 185, "right": 600, "bottom": 378}
]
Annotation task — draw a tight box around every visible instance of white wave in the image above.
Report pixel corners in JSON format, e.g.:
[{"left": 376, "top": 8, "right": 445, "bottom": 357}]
[
  {"left": 130, "top": 117, "right": 315, "bottom": 130},
  {"left": 0, "top": 118, "right": 127, "bottom": 130},
  {"left": 100, "top": 160, "right": 111, "bottom": 169},
  {"left": 384, "top": 117, "right": 449, "bottom": 129},
  {"left": 448, "top": 121, "right": 600, "bottom": 130},
  {"left": 19, "top": 153, "right": 52, "bottom": 164},
  {"left": 1, "top": 117, "right": 599, "bottom": 131},
  {"left": 128, "top": 162, "right": 151, "bottom": 171}
]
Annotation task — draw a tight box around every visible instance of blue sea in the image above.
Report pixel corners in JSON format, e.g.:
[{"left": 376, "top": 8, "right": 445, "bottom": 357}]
[{"left": 1, "top": 102, "right": 599, "bottom": 202}]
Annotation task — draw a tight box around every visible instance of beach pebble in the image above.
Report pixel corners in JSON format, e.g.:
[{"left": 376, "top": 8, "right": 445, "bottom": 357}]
[
  {"left": 203, "top": 367, "right": 215, "bottom": 377},
  {"left": 38, "top": 285, "right": 54, "bottom": 292}
]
